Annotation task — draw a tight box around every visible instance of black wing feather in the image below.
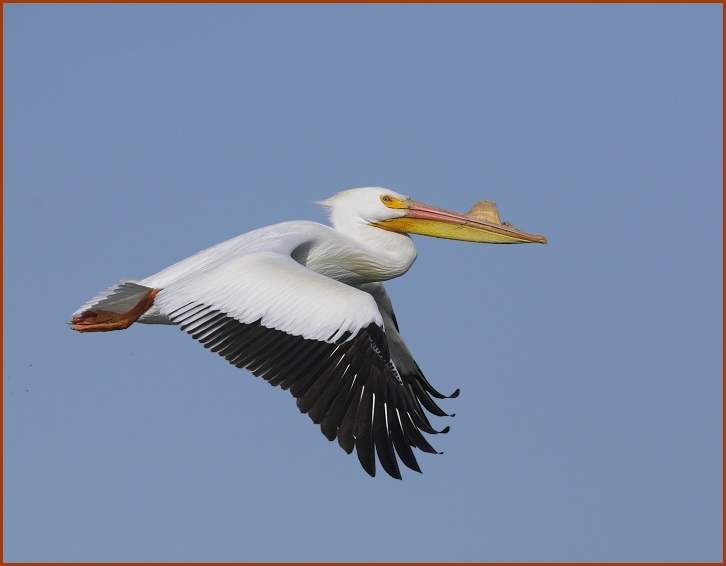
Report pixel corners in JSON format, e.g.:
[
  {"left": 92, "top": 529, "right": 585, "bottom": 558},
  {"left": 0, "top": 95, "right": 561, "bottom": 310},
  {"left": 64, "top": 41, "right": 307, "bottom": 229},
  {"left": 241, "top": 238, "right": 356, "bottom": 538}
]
[{"left": 168, "top": 302, "right": 454, "bottom": 479}]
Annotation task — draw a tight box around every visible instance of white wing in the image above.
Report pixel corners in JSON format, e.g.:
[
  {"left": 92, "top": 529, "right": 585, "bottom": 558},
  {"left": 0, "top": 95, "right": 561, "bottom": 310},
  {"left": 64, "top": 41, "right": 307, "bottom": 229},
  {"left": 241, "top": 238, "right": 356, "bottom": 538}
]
[
  {"left": 155, "top": 251, "right": 381, "bottom": 342},
  {"left": 153, "top": 251, "right": 448, "bottom": 478}
]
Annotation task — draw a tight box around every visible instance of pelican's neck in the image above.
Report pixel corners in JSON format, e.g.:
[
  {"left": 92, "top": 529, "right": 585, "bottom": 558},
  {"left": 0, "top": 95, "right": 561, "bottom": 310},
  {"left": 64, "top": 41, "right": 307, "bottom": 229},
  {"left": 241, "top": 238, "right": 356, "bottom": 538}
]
[
  {"left": 349, "top": 222, "right": 418, "bottom": 276},
  {"left": 302, "top": 222, "right": 418, "bottom": 284}
]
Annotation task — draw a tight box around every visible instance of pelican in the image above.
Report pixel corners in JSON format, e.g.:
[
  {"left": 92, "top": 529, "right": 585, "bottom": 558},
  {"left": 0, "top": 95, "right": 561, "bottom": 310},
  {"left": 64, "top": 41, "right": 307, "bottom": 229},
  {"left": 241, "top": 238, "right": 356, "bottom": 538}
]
[{"left": 70, "top": 187, "right": 546, "bottom": 479}]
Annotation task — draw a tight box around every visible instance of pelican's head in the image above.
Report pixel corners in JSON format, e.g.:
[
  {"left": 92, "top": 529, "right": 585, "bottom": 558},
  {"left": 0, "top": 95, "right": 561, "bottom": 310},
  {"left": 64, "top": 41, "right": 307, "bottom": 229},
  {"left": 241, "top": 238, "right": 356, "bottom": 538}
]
[{"left": 319, "top": 187, "right": 547, "bottom": 244}]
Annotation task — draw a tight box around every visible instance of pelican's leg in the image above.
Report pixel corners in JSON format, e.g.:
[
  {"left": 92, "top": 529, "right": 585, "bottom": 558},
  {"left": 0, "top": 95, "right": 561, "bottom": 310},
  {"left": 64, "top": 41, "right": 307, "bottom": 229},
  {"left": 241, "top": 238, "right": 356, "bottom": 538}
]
[{"left": 69, "top": 288, "right": 160, "bottom": 332}]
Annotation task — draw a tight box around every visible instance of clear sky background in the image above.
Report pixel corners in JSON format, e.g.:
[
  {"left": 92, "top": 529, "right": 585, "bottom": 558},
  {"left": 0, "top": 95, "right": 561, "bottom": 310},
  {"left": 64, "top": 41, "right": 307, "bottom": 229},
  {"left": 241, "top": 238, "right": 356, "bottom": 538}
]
[{"left": 3, "top": 4, "right": 722, "bottom": 562}]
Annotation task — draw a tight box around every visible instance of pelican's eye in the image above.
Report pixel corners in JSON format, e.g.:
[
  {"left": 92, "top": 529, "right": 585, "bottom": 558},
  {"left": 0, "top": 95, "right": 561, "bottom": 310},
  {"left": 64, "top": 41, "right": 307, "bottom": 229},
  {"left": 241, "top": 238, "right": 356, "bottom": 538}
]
[{"left": 380, "top": 195, "right": 408, "bottom": 209}]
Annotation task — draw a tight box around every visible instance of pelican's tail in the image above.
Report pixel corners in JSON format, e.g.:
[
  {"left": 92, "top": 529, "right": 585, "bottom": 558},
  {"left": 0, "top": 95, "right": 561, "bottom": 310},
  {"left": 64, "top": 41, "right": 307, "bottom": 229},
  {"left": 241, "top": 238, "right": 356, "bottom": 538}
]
[{"left": 69, "top": 280, "right": 160, "bottom": 332}]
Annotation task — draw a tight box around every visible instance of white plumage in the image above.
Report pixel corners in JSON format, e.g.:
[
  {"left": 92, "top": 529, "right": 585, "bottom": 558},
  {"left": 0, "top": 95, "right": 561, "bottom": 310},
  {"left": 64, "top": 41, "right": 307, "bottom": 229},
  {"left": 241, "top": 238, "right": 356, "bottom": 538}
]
[{"left": 70, "top": 187, "right": 545, "bottom": 478}]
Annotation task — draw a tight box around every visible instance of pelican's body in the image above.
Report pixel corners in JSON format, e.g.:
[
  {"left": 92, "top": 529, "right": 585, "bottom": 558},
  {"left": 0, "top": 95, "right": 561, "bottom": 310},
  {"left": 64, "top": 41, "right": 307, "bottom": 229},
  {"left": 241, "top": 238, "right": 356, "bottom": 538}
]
[
  {"left": 136, "top": 220, "right": 417, "bottom": 331},
  {"left": 71, "top": 187, "right": 545, "bottom": 479}
]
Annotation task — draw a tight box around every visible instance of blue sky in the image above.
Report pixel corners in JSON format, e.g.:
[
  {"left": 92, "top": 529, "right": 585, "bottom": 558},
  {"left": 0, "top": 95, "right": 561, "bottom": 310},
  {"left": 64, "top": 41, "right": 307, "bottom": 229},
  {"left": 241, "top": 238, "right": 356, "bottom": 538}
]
[{"left": 3, "top": 3, "right": 722, "bottom": 562}]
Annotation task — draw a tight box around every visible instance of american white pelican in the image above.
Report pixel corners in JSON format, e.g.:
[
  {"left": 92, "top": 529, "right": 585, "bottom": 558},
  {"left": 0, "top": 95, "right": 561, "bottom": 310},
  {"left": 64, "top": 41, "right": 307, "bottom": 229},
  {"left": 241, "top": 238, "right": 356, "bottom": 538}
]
[{"left": 70, "top": 187, "right": 546, "bottom": 479}]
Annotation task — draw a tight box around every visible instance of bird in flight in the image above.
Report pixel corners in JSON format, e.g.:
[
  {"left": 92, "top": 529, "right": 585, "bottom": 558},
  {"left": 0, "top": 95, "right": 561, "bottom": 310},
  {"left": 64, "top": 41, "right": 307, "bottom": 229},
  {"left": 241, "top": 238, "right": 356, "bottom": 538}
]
[{"left": 70, "top": 187, "right": 546, "bottom": 479}]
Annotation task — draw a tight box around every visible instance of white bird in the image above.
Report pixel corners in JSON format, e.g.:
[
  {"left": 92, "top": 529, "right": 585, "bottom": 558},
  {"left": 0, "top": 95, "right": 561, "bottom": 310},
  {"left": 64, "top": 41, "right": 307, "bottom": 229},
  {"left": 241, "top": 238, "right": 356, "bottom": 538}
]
[{"left": 70, "top": 187, "right": 546, "bottom": 479}]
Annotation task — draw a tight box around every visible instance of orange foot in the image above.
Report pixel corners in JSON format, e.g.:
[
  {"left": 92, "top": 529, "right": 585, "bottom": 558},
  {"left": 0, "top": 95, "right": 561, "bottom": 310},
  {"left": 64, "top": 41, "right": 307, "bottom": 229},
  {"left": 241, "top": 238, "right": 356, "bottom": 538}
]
[{"left": 69, "top": 288, "right": 160, "bottom": 332}]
